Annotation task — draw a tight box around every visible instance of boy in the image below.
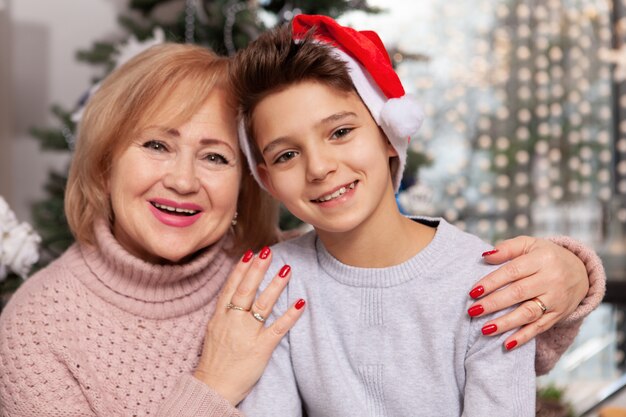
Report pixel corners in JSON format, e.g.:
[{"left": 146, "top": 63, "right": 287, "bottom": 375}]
[{"left": 231, "top": 14, "right": 535, "bottom": 416}]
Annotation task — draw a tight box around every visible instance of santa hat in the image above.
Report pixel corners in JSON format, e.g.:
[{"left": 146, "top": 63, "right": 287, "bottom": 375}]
[{"left": 239, "top": 14, "right": 424, "bottom": 192}]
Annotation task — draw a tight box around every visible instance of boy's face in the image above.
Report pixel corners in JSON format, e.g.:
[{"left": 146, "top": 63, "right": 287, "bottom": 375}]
[{"left": 252, "top": 80, "right": 398, "bottom": 235}]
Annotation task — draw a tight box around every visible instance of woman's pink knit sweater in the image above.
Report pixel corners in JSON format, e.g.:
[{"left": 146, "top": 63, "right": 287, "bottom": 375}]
[
  {"left": 0, "top": 221, "right": 242, "bottom": 417},
  {"left": 0, "top": 222, "right": 605, "bottom": 416}
]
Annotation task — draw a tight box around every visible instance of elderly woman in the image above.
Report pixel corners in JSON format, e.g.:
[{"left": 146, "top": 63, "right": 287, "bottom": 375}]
[{"left": 0, "top": 43, "right": 604, "bottom": 416}]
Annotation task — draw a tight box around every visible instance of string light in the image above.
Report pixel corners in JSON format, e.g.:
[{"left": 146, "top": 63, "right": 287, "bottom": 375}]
[
  {"left": 223, "top": 0, "right": 258, "bottom": 56},
  {"left": 185, "top": 0, "right": 195, "bottom": 43},
  {"left": 396, "top": 0, "right": 623, "bottom": 240}
]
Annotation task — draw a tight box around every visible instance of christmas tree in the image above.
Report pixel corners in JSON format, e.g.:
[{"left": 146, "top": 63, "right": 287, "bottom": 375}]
[{"left": 28, "top": 0, "right": 385, "bottom": 269}]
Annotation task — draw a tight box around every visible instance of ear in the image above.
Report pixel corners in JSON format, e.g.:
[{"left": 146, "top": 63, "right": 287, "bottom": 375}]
[
  {"left": 385, "top": 138, "right": 398, "bottom": 158},
  {"left": 378, "top": 127, "right": 398, "bottom": 158},
  {"left": 257, "top": 164, "right": 278, "bottom": 197}
]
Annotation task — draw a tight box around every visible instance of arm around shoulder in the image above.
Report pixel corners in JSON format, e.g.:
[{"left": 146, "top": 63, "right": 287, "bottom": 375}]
[
  {"left": 547, "top": 236, "right": 606, "bottom": 324},
  {"left": 536, "top": 236, "right": 607, "bottom": 374}
]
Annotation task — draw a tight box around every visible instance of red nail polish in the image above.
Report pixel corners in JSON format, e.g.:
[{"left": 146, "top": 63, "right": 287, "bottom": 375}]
[
  {"left": 259, "top": 246, "right": 271, "bottom": 259},
  {"left": 295, "top": 299, "right": 306, "bottom": 310},
  {"left": 482, "top": 324, "right": 497, "bottom": 335},
  {"left": 505, "top": 340, "right": 518, "bottom": 350},
  {"left": 469, "top": 286, "right": 484, "bottom": 299},
  {"left": 468, "top": 305, "right": 484, "bottom": 317},
  {"left": 482, "top": 249, "right": 499, "bottom": 257},
  {"left": 242, "top": 249, "right": 254, "bottom": 263},
  {"left": 279, "top": 265, "right": 291, "bottom": 278}
]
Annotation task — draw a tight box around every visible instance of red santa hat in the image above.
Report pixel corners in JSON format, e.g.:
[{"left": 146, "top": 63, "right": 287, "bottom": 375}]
[{"left": 239, "top": 14, "right": 424, "bottom": 192}]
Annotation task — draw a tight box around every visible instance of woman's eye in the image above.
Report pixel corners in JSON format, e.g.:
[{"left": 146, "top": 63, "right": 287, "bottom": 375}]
[
  {"left": 142, "top": 140, "right": 168, "bottom": 152},
  {"left": 331, "top": 127, "right": 353, "bottom": 140},
  {"left": 274, "top": 151, "right": 298, "bottom": 164},
  {"left": 205, "top": 153, "right": 229, "bottom": 164}
]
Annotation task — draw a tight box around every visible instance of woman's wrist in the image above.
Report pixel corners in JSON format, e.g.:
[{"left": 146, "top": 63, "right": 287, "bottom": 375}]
[
  {"left": 194, "top": 368, "right": 242, "bottom": 406},
  {"left": 158, "top": 374, "right": 242, "bottom": 417},
  {"left": 547, "top": 235, "right": 606, "bottom": 324}
]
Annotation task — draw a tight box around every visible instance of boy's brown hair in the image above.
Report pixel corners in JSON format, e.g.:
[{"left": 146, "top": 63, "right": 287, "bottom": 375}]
[{"left": 230, "top": 23, "right": 357, "bottom": 160}]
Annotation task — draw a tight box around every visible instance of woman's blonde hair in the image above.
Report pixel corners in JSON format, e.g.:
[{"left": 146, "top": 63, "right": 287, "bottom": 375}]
[{"left": 65, "top": 43, "right": 279, "bottom": 253}]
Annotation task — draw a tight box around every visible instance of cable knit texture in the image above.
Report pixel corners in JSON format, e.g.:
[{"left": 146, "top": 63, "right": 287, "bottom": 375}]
[
  {"left": 537, "top": 236, "right": 607, "bottom": 375},
  {"left": 0, "top": 219, "right": 242, "bottom": 417}
]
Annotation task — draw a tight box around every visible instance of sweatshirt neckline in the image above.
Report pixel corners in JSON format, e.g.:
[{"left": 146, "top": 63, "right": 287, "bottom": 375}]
[
  {"left": 70, "top": 219, "right": 234, "bottom": 319},
  {"left": 316, "top": 217, "right": 454, "bottom": 288}
]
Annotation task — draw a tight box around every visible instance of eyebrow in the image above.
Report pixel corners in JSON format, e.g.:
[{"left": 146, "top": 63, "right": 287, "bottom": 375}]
[
  {"left": 320, "top": 111, "right": 357, "bottom": 125},
  {"left": 261, "top": 111, "right": 358, "bottom": 156},
  {"left": 144, "top": 126, "right": 236, "bottom": 151}
]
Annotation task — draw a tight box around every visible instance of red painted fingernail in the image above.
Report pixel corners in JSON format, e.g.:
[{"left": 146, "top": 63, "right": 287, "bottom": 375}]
[
  {"left": 259, "top": 246, "right": 271, "bottom": 259},
  {"left": 295, "top": 299, "right": 306, "bottom": 310},
  {"left": 482, "top": 249, "right": 499, "bottom": 257},
  {"left": 242, "top": 249, "right": 254, "bottom": 263},
  {"left": 279, "top": 265, "right": 291, "bottom": 278},
  {"left": 468, "top": 305, "right": 484, "bottom": 317},
  {"left": 482, "top": 324, "right": 497, "bottom": 335},
  {"left": 505, "top": 340, "right": 518, "bottom": 350},
  {"left": 469, "top": 286, "right": 484, "bottom": 299}
]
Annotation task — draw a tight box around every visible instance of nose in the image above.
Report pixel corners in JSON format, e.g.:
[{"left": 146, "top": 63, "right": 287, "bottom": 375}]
[
  {"left": 162, "top": 155, "right": 201, "bottom": 194},
  {"left": 305, "top": 145, "right": 337, "bottom": 183}
]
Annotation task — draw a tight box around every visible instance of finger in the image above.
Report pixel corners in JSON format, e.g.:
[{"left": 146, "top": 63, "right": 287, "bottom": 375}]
[
  {"left": 480, "top": 235, "right": 537, "bottom": 265},
  {"left": 501, "top": 314, "right": 558, "bottom": 351},
  {"left": 216, "top": 249, "right": 255, "bottom": 315},
  {"left": 468, "top": 254, "right": 541, "bottom": 301},
  {"left": 478, "top": 298, "right": 556, "bottom": 337},
  {"left": 261, "top": 298, "right": 306, "bottom": 347},
  {"left": 468, "top": 272, "right": 547, "bottom": 318},
  {"left": 250, "top": 264, "right": 292, "bottom": 320},
  {"left": 229, "top": 246, "right": 273, "bottom": 310}
]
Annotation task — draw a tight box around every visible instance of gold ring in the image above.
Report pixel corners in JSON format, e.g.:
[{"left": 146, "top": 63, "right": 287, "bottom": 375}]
[
  {"left": 251, "top": 310, "right": 266, "bottom": 323},
  {"left": 226, "top": 302, "right": 249, "bottom": 312},
  {"left": 531, "top": 297, "right": 548, "bottom": 314}
]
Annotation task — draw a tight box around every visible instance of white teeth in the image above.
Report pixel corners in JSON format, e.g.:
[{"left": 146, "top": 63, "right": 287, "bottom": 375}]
[
  {"left": 316, "top": 182, "right": 356, "bottom": 202},
  {"left": 153, "top": 203, "right": 198, "bottom": 215}
]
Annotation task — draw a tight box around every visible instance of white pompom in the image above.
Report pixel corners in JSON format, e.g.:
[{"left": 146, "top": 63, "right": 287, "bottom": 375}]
[{"left": 379, "top": 94, "right": 425, "bottom": 140}]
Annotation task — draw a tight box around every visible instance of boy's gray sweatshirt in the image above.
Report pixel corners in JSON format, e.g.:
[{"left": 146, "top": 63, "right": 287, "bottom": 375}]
[{"left": 240, "top": 217, "right": 535, "bottom": 417}]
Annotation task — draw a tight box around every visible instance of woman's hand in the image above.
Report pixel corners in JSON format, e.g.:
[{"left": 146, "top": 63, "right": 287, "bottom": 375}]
[
  {"left": 467, "top": 236, "right": 589, "bottom": 350},
  {"left": 194, "top": 247, "right": 305, "bottom": 405}
]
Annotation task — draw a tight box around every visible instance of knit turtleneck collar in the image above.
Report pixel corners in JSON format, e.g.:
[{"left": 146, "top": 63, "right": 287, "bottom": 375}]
[{"left": 69, "top": 219, "right": 235, "bottom": 320}]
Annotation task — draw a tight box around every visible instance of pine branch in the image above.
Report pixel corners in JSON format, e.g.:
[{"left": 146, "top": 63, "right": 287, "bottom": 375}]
[
  {"left": 29, "top": 105, "right": 75, "bottom": 151},
  {"left": 29, "top": 127, "right": 71, "bottom": 151},
  {"left": 263, "top": 0, "right": 381, "bottom": 19},
  {"left": 118, "top": 15, "right": 159, "bottom": 40},
  {"left": 76, "top": 41, "right": 117, "bottom": 69},
  {"left": 130, "top": 0, "right": 169, "bottom": 15},
  {"left": 50, "top": 105, "right": 76, "bottom": 130}
]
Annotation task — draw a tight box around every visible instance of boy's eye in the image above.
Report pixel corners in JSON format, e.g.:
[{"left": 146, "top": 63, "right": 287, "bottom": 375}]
[
  {"left": 274, "top": 150, "right": 298, "bottom": 164},
  {"left": 331, "top": 127, "right": 353, "bottom": 140},
  {"left": 205, "top": 153, "right": 229, "bottom": 165},
  {"left": 143, "top": 140, "right": 168, "bottom": 152}
]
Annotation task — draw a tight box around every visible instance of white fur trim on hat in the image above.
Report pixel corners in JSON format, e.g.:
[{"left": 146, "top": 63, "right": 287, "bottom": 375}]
[
  {"left": 238, "top": 119, "right": 267, "bottom": 191},
  {"left": 332, "top": 48, "right": 424, "bottom": 191}
]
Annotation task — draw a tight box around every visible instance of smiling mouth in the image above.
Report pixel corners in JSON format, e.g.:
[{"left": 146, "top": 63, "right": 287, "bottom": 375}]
[
  {"left": 151, "top": 202, "right": 200, "bottom": 216},
  {"left": 313, "top": 181, "right": 357, "bottom": 203}
]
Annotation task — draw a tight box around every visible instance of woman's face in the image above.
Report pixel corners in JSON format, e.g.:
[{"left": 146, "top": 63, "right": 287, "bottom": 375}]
[{"left": 108, "top": 88, "right": 242, "bottom": 263}]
